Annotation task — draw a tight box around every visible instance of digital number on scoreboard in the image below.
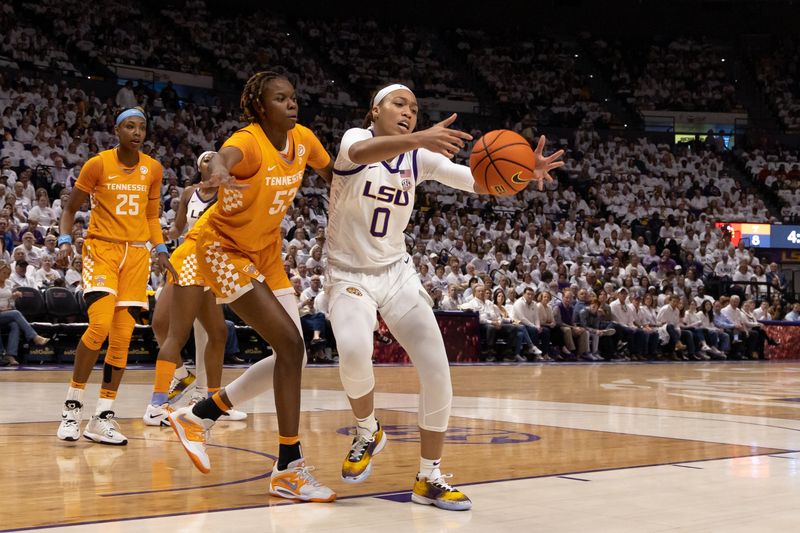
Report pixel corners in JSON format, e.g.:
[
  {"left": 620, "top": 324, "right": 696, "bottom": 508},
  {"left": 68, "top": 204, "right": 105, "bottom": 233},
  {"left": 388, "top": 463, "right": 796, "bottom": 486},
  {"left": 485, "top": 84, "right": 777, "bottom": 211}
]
[{"left": 714, "top": 222, "right": 800, "bottom": 249}]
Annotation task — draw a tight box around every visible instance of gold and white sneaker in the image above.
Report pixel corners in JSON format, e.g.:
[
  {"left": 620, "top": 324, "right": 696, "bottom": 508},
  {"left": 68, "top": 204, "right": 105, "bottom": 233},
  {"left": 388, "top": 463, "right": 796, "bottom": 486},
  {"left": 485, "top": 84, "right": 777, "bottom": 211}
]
[{"left": 412, "top": 473, "right": 472, "bottom": 511}]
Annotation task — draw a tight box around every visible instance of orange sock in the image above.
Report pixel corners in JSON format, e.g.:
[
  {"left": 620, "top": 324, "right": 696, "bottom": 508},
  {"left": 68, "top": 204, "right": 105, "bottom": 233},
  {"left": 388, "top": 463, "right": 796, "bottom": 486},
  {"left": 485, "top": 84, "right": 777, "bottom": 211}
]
[
  {"left": 154, "top": 360, "right": 177, "bottom": 393},
  {"left": 211, "top": 392, "right": 230, "bottom": 411},
  {"left": 69, "top": 380, "right": 86, "bottom": 390},
  {"left": 99, "top": 388, "right": 118, "bottom": 400},
  {"left": 279, "top": 435, "right": 300, "bottom": 445}
]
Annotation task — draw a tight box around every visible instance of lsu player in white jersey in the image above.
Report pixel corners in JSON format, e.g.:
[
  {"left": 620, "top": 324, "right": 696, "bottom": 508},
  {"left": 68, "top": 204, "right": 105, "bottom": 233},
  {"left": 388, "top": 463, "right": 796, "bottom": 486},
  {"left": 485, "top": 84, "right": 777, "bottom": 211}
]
[
  {"left": 327, "top": 84, "right": 564, "bottom": 511},
  {"left": 144, "top": 151, "right": 246, "bottom": 424}
]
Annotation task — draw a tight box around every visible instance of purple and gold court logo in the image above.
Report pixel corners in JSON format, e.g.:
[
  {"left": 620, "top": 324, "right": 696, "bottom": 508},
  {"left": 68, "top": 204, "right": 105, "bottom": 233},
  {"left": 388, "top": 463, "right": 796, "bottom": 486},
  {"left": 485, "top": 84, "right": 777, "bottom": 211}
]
[{"left": 337, "top": 425, "right": 539, "bottom": 445}]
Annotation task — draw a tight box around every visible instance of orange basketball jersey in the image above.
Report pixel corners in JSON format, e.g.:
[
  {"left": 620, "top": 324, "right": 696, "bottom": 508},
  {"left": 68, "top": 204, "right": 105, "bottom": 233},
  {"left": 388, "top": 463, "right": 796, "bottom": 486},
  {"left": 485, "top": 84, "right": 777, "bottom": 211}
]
[
  {"left": 208, "top": 123, "right": 329, "bottom": 252},
  {"left": 75, "top": 149, "right": 164, "bottom": 243}
]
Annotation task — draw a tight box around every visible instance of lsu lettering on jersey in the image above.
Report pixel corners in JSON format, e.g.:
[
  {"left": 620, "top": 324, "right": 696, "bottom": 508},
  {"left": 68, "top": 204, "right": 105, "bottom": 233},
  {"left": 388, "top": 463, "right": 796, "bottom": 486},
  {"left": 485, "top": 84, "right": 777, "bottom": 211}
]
[
  {"left": 326, "top": 128, "right": 473, "bottom": 270},
  {"left": 207, "top": 123, "right": 329, "bottom": 252},
  {"left": 75, "top": 149, "right": 164, "bottom": 243},
  {"left": 185, "top": 188, "right": 217, "bottom": 233}
]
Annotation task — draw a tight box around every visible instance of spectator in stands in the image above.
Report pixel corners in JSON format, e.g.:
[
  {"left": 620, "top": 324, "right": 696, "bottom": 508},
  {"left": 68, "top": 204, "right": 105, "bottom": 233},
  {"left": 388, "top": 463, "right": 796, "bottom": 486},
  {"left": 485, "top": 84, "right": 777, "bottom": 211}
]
[
  {"left": 10, "top": 258, "right": 34, "bottom": 288},
  {"left": 440, "top": 285, "right": 462, "bottom": 311},
  {"left": 511, "top": 286, "right": 552, "bottom": 360},
  {"left": 766, "top": 262, "right": 788, "bottom": 292},
  {"left": 657, "top": 294, "right": 696, "bottom": 360},
  {"left": 555, "top": 289, "right": 589, "bottom": 360},
  {"left": 0, "top": 260, "right": 50, "bottom": 365},
  {"left": 64, "top": 255, "right": 82, "bottom": 291},
  {"left": 292, "top": 276, "right": 327, "bottom": 359},
  {"left": 34, "top": 255, "right": 62, "bottom": 289},
  {"left": 610, "top": 287, "right": 657, "bottom": 360},
  {"left": 784, "top": 302, "right": 800, "bottom": 322},
  {"left": 492, "top": 288, "right": 538, "bottom": 361},
  {"left": 721, "top": 295, "right": 761, "bottom": 360}
]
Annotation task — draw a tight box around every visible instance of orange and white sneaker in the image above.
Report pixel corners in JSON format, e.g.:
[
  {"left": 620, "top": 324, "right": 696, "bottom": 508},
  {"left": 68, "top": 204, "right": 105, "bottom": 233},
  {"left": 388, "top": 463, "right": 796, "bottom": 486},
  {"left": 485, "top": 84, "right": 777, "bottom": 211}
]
[
  {"left": 167, "top": 406, "right": 214, "bottom": 474},
  {"left": 269, "top": 458, "right": 336, "bottom": 502},
  {"left": 341, "top": 422, "right": 387, "bottom": 483},
  {"left": 412, "top": 473, "right": 472, "bottom": 511}
]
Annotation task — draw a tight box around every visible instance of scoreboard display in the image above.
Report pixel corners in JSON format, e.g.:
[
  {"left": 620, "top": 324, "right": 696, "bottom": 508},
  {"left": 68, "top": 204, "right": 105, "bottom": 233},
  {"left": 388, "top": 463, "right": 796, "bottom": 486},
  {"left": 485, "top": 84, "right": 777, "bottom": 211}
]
[{"left": 715, "top": 222, "right": 800, "bottom": 249}]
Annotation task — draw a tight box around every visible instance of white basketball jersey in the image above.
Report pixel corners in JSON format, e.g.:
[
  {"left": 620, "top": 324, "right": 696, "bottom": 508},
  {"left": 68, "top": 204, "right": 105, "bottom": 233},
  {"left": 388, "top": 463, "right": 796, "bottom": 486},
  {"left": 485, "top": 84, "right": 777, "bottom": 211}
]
[
  {"left": 326, "top": 128, "right": 419, "bottom": 270},
  {"left": 185, "top": 188, "right": 216, "bottom": 234}
]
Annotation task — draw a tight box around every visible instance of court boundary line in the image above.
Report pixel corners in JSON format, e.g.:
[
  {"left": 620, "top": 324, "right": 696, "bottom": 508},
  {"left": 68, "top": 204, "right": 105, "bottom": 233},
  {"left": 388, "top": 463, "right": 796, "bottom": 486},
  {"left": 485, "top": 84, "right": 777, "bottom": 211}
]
[{"left": 2, "top": 448, "right": 796, "bottom": 533}]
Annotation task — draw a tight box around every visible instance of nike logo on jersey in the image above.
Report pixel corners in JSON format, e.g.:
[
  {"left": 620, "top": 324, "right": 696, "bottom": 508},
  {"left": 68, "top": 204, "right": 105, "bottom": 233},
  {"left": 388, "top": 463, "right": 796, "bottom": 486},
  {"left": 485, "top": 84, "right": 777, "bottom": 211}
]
[
  {"left": 268, "top": 165, "right": 277, "bottom": 171},
  {"left": 108, "top": 175, "right": 120, "bottom": 180},
  {"left": 403, "top": 257, "right": 410, "bottom": 264},
  {"left": 368, "top": 165, "right": 378, "bottom": 169}
]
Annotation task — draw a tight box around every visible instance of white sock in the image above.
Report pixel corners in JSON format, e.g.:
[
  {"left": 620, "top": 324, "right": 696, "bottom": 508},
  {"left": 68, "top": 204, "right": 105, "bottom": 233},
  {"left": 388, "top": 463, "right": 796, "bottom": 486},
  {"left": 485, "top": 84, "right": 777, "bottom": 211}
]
[
  {"left": 356, "top": 411, "right": 378, "bottom": 438},
  {"left": 66, "top": 386, "right": 85, "bottom": 404},
  {"left": 174, "top": 365, "right": 189, "bottom": 380},
  {"left": 419, "top": 457, "right": 442, "bottom": 480},
  {"left": 95, "top": 398, "right": 114, "bottom": 416}
]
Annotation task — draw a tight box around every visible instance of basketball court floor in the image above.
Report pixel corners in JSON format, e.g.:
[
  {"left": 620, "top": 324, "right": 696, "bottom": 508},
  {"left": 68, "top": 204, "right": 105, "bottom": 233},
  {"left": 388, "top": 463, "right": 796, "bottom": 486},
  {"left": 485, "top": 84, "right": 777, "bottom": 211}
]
[{"left": 2, "top": 361, "right": 800, "bottom": 532}]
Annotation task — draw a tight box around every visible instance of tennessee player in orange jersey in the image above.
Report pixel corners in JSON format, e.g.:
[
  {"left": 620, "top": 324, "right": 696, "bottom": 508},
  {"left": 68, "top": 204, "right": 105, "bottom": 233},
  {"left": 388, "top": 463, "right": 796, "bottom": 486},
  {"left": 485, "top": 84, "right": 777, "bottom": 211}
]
[
  {"left": 143, "top": 179, "right": 233, "bottom": 427},
  {"left": 56, "top": 107, "right": 178, "bottom": 446},
  {"left": 168, "top": 71, "right": 337, "bottom": 503}
]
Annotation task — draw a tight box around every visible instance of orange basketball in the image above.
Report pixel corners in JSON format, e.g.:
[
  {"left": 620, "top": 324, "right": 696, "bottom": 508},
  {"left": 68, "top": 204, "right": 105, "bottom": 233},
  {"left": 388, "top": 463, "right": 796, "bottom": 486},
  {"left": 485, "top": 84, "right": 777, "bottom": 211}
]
[{"left": 469, "top": 130, "right": 536, "bottom": 196}]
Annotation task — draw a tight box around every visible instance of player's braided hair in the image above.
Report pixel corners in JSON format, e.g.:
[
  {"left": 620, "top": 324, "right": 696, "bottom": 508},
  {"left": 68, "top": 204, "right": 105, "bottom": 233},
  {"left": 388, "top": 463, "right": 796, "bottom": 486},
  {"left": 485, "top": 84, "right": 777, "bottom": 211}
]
[{"left": 240, "top": 71, "right": 286, "bottom": 123}]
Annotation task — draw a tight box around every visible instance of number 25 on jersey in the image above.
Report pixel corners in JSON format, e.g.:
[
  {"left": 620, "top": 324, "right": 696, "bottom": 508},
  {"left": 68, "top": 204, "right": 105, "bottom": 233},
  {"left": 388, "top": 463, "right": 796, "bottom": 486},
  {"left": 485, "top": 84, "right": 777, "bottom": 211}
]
[{"left": 115, "top": 193, "right": 140, "bottom": 216}]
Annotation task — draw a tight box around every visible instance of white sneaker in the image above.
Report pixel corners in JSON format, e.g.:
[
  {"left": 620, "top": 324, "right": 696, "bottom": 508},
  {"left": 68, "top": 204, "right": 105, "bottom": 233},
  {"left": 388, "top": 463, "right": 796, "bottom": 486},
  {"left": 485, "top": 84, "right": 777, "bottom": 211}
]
[
  {"left": 219, "top": 409, "right": 247, "bottom": 421},
  {"left": 270, "top": 458, "right": 336, "bottom": 502},
  {"left": 143, "top": 403, "right": 174, "bottom": 427},
  {"left": 83, "top": 411, "right": 128, "bottom": 445},
  {"left": 57, "top": 400, "right": 83, "bottom": 441},
  {"left": 168, "top": 405, "right": 214, "bottom": 474},
  {"left": 531, "top": 345, "right": 543, "bottom": 355}
]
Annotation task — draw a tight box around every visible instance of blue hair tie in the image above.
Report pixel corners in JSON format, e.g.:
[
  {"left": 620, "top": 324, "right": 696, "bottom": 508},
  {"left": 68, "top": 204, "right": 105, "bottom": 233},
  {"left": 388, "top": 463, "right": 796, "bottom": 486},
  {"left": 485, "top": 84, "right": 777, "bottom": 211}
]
[{"left": 115, "top": 108, "right": 146, "bottom": 126}]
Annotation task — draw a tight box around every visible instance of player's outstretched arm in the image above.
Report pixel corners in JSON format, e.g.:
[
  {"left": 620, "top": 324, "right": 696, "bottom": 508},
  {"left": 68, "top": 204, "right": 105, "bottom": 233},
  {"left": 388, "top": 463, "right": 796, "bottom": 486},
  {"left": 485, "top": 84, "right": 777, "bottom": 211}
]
[
  {"left": 201, "top": 146, "right": 248, "bottom": 189},
  {"left": 349, "top": 114, "right": 473, "bottom": 165}
]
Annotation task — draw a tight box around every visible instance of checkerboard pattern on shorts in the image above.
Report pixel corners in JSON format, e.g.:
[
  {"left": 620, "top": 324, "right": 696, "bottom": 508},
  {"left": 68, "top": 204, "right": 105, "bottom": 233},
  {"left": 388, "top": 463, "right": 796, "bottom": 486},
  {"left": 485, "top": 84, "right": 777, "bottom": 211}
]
[
  {"left": 178, "top": 252, "right": 200, "bottom": 287},
  {"left": 204, "top": 241, "right": 240, "bottom": 298},
  {"left": 221, "top": 189, "right": 244, "bottom": 212}
]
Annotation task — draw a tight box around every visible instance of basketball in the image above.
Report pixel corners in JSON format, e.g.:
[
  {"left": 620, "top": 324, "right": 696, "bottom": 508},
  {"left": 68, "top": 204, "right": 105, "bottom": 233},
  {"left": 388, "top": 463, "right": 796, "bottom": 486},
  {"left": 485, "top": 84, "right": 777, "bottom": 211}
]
[{"left": 469, "top": 130, "right": 536, "bottom": 196}]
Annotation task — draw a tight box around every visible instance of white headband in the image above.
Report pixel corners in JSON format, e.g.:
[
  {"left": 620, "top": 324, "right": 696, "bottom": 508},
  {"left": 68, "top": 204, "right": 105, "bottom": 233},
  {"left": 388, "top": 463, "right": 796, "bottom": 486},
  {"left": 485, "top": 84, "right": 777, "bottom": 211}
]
[
  {"left": 196, "top": 151, "right": 216, "bottom": 170},
  {"left": 372, "top": 84, "right": 413, "bottom": 108}
]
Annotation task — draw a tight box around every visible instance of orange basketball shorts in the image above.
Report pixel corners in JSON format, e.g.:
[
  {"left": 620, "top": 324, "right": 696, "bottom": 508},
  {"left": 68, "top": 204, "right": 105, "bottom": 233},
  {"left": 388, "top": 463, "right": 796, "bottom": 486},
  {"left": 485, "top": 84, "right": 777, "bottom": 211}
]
[
  {"left": 81, "top": 237, "right": 151, "bottom": 308},
  {"left": 195, "top": 224, "right": 291, "bottom": 304}
]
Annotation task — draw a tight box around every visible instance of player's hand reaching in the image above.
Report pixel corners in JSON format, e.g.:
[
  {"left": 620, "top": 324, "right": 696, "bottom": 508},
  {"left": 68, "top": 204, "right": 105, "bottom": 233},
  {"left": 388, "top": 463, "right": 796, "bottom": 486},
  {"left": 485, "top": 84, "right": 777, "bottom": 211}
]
[
  {"left": 157, "top": 251, "right": 179, "bottom": 284},
  {"left": 203, "top": 159, "right": 250, "bottom": 190},
  {"left": 58, "top": 243, "right": 73, "bottom": 264},
  {"left": 531, "top": 135, "right": 565, "bottom": 191},
  {"left": 414, "top": 113, "right": 473, "bottom": 159}
]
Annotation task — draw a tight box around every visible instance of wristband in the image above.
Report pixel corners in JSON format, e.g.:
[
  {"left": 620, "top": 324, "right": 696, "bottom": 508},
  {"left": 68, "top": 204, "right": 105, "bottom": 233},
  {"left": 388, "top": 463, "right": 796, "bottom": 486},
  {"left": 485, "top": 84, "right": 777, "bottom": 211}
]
[
  {"left": 155, "top": 243, "right": 169, "bottom": 254},
  {"left": 57, "top": 235, "right": 73, "bottom": 246}
]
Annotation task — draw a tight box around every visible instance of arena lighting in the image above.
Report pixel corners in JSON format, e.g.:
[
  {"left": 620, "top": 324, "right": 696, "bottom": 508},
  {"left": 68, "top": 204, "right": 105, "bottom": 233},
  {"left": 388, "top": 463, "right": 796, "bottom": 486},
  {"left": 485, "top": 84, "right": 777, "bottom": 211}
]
[{"left": 722, "top": 58, "right": 726, "bottom": 62}]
